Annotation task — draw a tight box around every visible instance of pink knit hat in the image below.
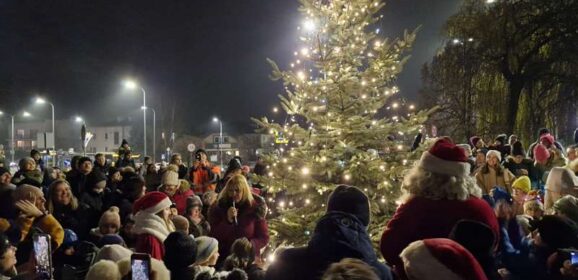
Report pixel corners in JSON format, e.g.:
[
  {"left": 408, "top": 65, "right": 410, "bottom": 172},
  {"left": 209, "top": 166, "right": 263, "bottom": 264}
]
[{"left": 534, "top": 144, "right": 550, "bottom": 164}]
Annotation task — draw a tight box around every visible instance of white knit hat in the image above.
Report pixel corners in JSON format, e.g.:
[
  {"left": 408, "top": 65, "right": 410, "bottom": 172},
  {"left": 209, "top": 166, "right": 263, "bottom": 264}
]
[
  {"left": 486, "top": 149, "right": 502, "bottom": 162},
  {"left": 161, "top": 164, "right": 180, "bottom": 186}
]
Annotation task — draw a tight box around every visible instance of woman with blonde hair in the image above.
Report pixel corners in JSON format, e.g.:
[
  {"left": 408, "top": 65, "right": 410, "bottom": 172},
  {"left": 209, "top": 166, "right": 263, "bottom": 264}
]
[
  {"left": 46, "top": 179, "right": 89, "bottom": 238},
  {"left": 209, "top": 174, "right": 269, "bottom": 268}
]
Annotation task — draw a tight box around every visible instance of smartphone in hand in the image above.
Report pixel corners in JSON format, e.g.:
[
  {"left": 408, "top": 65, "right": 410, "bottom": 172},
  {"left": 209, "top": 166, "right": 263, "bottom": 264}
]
[
  {"left": 131, "top": 253, "right": 151, "bottom": 280},
  {"left": 33, "top": 233, "right": 52, "bottom": 280}
]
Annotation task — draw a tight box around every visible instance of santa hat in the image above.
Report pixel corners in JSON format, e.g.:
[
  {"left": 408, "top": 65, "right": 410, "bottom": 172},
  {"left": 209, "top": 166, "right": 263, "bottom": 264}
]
[
  {"left": 540, "top": 133, "right": 555, "bottom": 146},
  {"left": 400, "top": 238, "right": 488, "bottom": 280},
  {"left": 485, "top": 149, "right": 501, "bottom": 162},
  {"left": 419, "top": 138, "right": 470, "bottom": 177},
  {"left": 133, "top": 191, "right": 172, "bottom": 214},
  {"left": 161, "top": 164, "right": 179, "bottom": 186},
  {"left": 534, "top": 144, "right": 550, "bottom": 164},
  {"left": 99, "top": 207, "right": 121, "bottom": 230}
]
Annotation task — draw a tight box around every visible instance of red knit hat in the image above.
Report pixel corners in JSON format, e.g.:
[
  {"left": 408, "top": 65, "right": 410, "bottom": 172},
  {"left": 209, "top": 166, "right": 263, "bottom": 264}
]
[
  {"left": 132, "top": 191, "right": 172, "bottom": 214},
  {"left": 534, "top": 144, "right": 550, "bottom": 164},
  {"left": 540, "top": 133, "right": 555, "bottom": 146},
  {"left": 400, "top": 238, "right": 488, "bottom": 280},
  {"left": 418, "top": 138, "right": 470, "bottom": 177}
]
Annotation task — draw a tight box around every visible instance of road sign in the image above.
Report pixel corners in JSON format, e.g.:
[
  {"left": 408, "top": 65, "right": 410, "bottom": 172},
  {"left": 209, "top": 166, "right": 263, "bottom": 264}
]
[{"left": 187, "top": 143, "right": 196, "bottom": 152}]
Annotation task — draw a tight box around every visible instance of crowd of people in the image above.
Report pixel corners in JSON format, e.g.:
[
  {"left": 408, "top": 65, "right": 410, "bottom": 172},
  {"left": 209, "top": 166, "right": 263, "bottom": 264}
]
[{"left": 0, "top": 128, "right": 577, "bottom": 280}]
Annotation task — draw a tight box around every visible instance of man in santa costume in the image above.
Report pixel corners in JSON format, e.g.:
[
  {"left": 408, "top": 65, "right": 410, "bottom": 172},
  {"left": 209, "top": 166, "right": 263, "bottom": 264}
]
[{"left": 380, "top": 138, "right": 499, "bottom": 278}]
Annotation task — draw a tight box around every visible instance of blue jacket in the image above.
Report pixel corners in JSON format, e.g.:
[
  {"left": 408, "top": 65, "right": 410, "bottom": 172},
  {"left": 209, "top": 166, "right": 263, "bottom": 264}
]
[{"left": 266, "top": 211, "right": 392, "bottom": 280}]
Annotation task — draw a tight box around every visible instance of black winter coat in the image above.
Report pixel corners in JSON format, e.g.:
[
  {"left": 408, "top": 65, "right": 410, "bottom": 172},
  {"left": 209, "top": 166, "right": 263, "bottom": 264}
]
[
  {"left": 52, "top": 203, "right": 90, "bottom": 239},
  {"left": 265, "top": 212, "right": 393, "bottom": 280}
]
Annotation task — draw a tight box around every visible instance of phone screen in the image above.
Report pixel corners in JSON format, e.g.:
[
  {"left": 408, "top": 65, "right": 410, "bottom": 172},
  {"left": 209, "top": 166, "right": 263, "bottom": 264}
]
[
  {"left": 571, "top": 252, "right": 578, "bottom": 266},
  {"left": 33, "top": 234, "right": 52, "bottom": 279},
  {"left": 131, "top": 258, "right": 150, "bottom": 280}
]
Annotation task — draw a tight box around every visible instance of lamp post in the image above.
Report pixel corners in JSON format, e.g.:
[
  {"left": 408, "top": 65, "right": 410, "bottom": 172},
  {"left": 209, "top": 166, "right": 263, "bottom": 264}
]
[
  {"left": 146, "top": 107, "right": 156, "bottom": 162},
  {"left": 212, "top": 117, "right": 223, "bottom": 169},
  {"left": 34, "top": 97, "right": 55, "bottom": 148},
  {"left": 1, "top": 111, "right": 31, "bottom": 164},
  {"left": 123, "top": 80, "right": 147, "bottom": 157}
]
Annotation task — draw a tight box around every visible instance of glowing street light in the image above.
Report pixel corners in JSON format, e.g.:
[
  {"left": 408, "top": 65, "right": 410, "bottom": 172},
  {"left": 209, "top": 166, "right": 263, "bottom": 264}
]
[
  {"left": 75, "top": 116, "right": 84, "bottom": 123},
  {"left": 122, "top": 79, "right": 147, "bottom": 157},
  {"left": 22, "top": 111, "right": 31, "bottom": 117},
  {"left": 213, "top": 117, "right": 224, "bottom": 169},
  {"left": 34, "top": 97, "right": 56, "bottom": 150}
]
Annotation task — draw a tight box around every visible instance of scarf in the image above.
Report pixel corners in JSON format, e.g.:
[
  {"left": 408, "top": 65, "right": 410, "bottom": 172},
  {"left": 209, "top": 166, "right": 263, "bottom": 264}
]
[{"left": 133, "top": 211, "right": 172, "bottom": 242}]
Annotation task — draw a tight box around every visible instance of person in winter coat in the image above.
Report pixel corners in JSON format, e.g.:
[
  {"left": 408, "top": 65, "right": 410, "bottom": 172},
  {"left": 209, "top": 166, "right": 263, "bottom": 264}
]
[
  {"left": 132, "top": 191, "right": 175, "bottom": 260},
  {"left": 449, "top": 220, "right": 498, "bottom": 280},
  {"left": 190, "top": 149, "right": 218, "bottom": 194},
  {"left": 475, "top": 150, "right": 515, "bottom": 194},
  {"left": 527, "top": 128, "right": 566, "bottom": 159},
  {"left": 12, "top": 185, "right": 64, "bottom": 263},
  {"left": 115, "top": 150, "right": 136, "bottom": 169},
  {"left": 0, "top": 233, "right": 20, "bottom": 280},
  {"left": 105, "top": 175, "right": 146, "bottom": 225},
  {"left": 567, "top": 144, "right": 577, "bottom": 164},
  {"left": 400, "top": 238, "right": 488, "bottom": 280},
  {"left": 46, "top": 179, "right": 90, "bottom": 238},
  {"left": 209, "top": 174, "right": 269, "bottom": 269},
  {"left": 80, "top": 170, "right": 110, "bottom": 230},
  {"left": 163, "top": 231, "right": 198, "bottom": 280},
  {"left": 380, "top": 138, "right": 499, "bottom": 278},
  {"left": 490, "top": 133, "right": 510, "bottom": 159},
  {"left": 193, "top": 236, "right": 229, "bottom": 279},
  {"left": 10, "top": 157, "right": 43, "bottom": 187},
  {"left": 544, "top": 167, "right": 578, "bottom": 210},
  {"left": 67, "top": 156, "right": 93, "bottom": 196},
  {"left": 498, "top": 214, "right": 578, "bottom": 280},
  {"left": 30, "top": 149, "right": 45, "bottom": 172},
  {"left": 186, "top": 196, "right": 211, "bottom": 237},
  {"left": 170, "top": 153, "right": 188, "bottom": 179},
  {"left": 504, "top": 141, "right": 537, "bottom": 181},
  {"left": 223, "top": 237, "right": 265, "bottom": 280},
  {"left": 552, "top": 195, "right": 578, "bottom": 225},
  {"left": 266, "top": 185, "right": 392, "bottom": 280},
  {"left": 511, "top": 176, "right": 531, "bottom": 215},
  {"left": 159, "top": 164, "right": 194, "bottom": 215},
  {"left": 216, "top": 158, "right": 243, "bottom": 193},
  {"left": 93, "top": 153, "right": 110, "bottom": 176},
  {"left": 88, "top": 206, "right": 122, "bottom": 246},
  {"left": 144, "top": 163, "right": 161, "bottom": 192}
]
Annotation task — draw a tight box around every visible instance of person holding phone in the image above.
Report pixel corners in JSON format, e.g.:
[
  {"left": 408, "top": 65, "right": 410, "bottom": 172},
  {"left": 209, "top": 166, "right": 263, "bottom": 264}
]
[
  {"left": 132, "top": 192, "right": 175, "bottom": 260},
  {"left": 12, "top": 185, "right": 64, "bottom": 254},
  {"left": 209, "top": 174, "right": 269, "bottom": 268},
  {"left": 190, "top": 149, "right": 218, "bottom": 194}
]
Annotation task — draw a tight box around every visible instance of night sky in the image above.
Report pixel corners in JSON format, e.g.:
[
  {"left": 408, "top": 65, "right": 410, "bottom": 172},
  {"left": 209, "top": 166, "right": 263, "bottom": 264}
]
[{"left": 0, "top": 0, "right": 460, "bottom": 135}]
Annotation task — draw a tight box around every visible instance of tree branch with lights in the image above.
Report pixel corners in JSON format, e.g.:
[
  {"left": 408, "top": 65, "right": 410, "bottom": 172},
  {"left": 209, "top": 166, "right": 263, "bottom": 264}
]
[{"left": 252, "top": 0, "right": 433, "bottom": 252}]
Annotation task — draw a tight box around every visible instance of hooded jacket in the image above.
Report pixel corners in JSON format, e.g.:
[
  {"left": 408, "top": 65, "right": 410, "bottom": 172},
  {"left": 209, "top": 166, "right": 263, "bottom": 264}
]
[{"left": 266, "top": 212, "right": 392, "bottom": 280}]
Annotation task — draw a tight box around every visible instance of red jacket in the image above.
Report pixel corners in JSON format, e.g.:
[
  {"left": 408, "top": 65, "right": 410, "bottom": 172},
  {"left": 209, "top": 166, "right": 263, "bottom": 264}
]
[
  {"left": 135, "top": 233, "right": 165, "bottom": 260},
  {"left": 159, "top": 185, "right": 194, "bottom": 215},
  {"left": 209, "top": 195, "right": 269, "bottom": 265},
  {"left": 380, "top": 196, "right": 499, "bottom": 278}
]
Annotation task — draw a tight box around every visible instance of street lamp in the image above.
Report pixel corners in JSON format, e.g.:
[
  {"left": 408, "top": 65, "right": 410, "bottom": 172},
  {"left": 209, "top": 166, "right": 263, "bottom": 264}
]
[
  {"left": 122, "top": 79, "right": 147, "bottom": 157},
  {"left": 35, "top": 97, "right": 56, "bottom": 151},
  {"left": 144, "top": 107, "right": 156, "bottom": 162},
  {"left": 75, "top": 116, "right": 84, "bottom": 124},
  {"left": 0, "top": 110, "right": 31, "bottom": 163},
  {"left": 212, "top": 117, "right": 223, "bottom": 169}
]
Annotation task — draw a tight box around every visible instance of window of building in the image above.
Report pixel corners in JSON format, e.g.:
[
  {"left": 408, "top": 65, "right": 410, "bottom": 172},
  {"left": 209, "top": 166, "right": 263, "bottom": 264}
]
[
  {"left": 214, "top": 136, "right": 220, "bottom": 143},
  {"left": 30, "top": 129, "right": 38, "bottom": 139},
  {"left": 105, "top": 147, "right": 108, "bottom": 152},
  {"left": 105, "top": 133, "right": 108, "bottom": 140},
  {"left": 31, "top": 140, "right": 36, "bottom": 147},
  {"left": 16, "top": 141, "right": 24, "bottom": 148},
  {"left": 114, "top": 132, "right": 119, "bottom": 145},
  {"left": 17, "top": 129, "right": 25, "bottom": 138},
  {"left": 223, "top": 136, "right": 229, "bottom": 143}
]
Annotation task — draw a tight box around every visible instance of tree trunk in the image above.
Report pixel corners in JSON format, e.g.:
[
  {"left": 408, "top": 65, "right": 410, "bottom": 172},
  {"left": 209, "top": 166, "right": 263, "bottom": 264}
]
[{"left": 506, "top": 79, "right": 524, "bottom": 134}]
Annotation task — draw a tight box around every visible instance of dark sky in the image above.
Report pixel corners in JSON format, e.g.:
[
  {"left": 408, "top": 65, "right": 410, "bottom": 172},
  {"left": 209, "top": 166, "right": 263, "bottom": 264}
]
[{"left": 0, "top": 0, "right": 460, "bottom": 135}]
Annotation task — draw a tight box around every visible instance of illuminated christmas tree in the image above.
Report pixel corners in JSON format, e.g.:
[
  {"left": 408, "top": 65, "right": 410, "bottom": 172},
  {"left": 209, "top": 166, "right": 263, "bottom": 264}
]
[{"left": 253, "top": 0, "right": 431, "bottom": 249}]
